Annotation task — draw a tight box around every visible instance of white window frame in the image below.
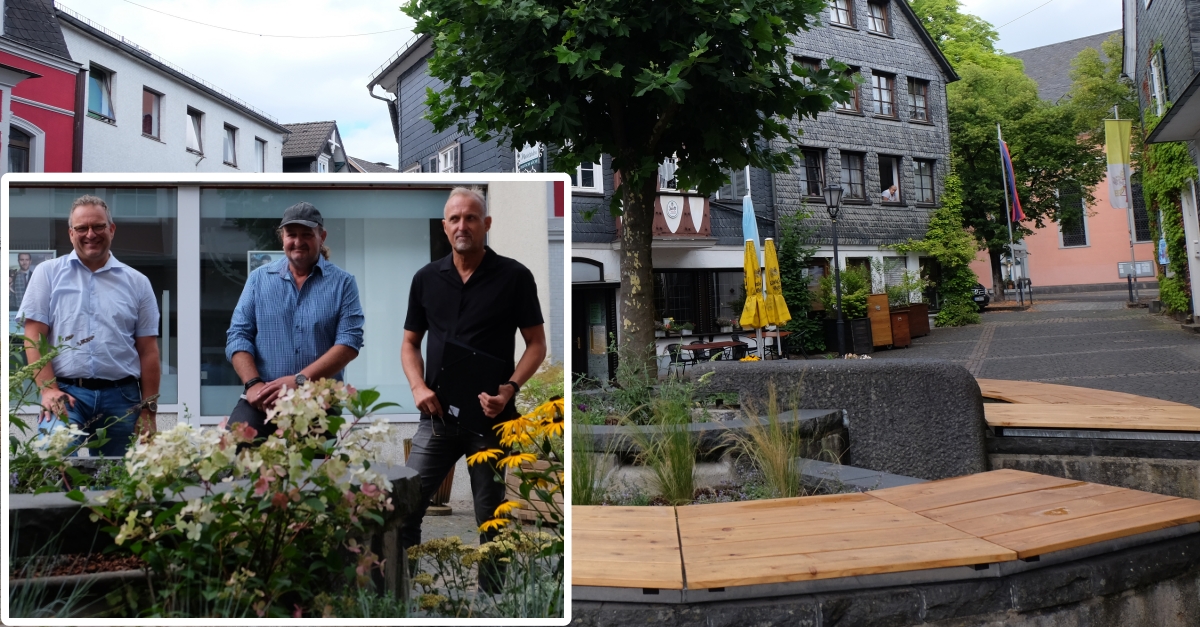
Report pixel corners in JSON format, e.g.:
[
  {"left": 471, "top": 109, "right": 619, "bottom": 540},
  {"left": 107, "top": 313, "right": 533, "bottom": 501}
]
[
  {"left": 185, "top": 107, "right": 204, "bottom": 154},
  {"left": 317, "top": 154, "right": 330, "bottom": 173},
  {"left": 571, "top": 160, "right": 603, "bottom": 193},
  {"left": 142, "top": 87, "right": 161, "bottom": 139},
  {"left": 1150, "top": 51, "right": 1167, "bottom": 116},
  {"left": 7, "top": 116, "right": 45, "bottom": 173},
  {"left": 253, "top": 137, "right": 267, "bottom": 173},
  {"left": 404, "top": 163, "right": 421, "bottom": 173},
  {"left": 87, "top": 64, "right": 116, "bottom": 122},
  {"left": 223, "top": 124, "right": 238, "bottom": 167},
  {"left": 658, "top": 155, "right": 698, "bottom": 193},
  {"left": 438, "top": 143, "right": 460, "bottom": 173}
]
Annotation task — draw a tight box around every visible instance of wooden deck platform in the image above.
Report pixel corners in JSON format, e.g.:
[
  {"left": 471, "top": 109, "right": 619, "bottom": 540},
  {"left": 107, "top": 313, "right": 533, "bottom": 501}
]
[
  {"left": 976, "top": 378, "right": 1200, "bottom": 433},
  {"left": 572, "top": 470, "right": 1200, "bottom": 594}
]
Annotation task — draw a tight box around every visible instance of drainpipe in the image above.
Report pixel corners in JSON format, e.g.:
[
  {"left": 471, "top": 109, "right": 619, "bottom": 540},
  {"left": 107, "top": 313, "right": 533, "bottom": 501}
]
[
  {"left": 369, "top": 85, "right": 399, "bottom": 168},
  {"left": 72, "top": 69, "right": 85, "bottom": 172}
]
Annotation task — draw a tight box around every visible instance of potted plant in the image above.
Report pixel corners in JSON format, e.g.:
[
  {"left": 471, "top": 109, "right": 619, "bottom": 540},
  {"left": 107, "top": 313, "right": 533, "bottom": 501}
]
[
  {"left": 678, "top": 322, "right": 694, "bottom": 336},
  {"left": 654, "top": 321, "right": 666, "bottom": 338},
  {"left": 716, "top": 317, "right": 734, "bottom": 333},
  {"left": 818, "top": 265, "right": 873, "bottom": 354}
]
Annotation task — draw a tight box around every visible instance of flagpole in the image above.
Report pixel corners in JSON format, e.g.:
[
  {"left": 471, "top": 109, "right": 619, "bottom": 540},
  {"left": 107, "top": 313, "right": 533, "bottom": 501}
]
[{"left": 997, "top": 123, "right": 1016, "bottom": 303}]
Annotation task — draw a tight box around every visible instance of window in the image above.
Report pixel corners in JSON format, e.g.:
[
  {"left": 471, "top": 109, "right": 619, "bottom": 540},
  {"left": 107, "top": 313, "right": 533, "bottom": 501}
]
[
  {"left": 1058, "top": 181, "right": 1088, "bottom": 247},
  {"left": 8, "top": 127, "right": 29, "bottom": 173},
  {"left": 423, "top": 155, "right": 437, "bottom": 173},
  {"left": 186, "top": 108, "right": 203, "bottom": 154},
  {"left": 404, "top": 163, "right": 421, "bottom": 173},
  {"left": 317, "top": 155, "right": 329, "bottom": 173},
  {"left": 438, "top": 144, "right": 460, "bottom": 172},
  {"left": 914, "top": 159, "right": 935, "bottom": 203},
  {"left": 662, "top": 153, "right": 700, "bottom": 189},
  {"left": 1150, "top": 50, "right": 1168, "bottom": 116},
  {"left": 879, "top": 155, "right": 901, "bottom": 203},
  {"left": 795, "top": 56, "right": 821, "bottom": 87},
  {"left": 142, "top": 88, "right": 161, "bottom": 138},
  {"left": 830, "top": 0, "right": 854, "bottom": 26},
  {"left": 836, "top": 67, "right": 861, "bottom": 113},
  {"left": 908, "top": 78, "right": 930, "bottom": 122},
  {"left": 223, "top": 125, "right": 237, "bottom": 166},
  {"left": 653, "top": 272, "right": 700, "bottom": 328},
  {"left": 867, "top": 1, "right": 890, "bottom": 34},
  {"left": 87, "top": 66, "right": 115, "bottom": 121},
  {"left": 1131, "top": 180, "right": 1153, "bottom": 242},
  {"left": 798, "top": 149, "right": 824, "bottom": 197},
  {"left": 254, "top": 138, "right": 266, "bottom": 173},
  {"left": 570, "top": 161, "right": 603, "bottom": 192},
  {"left": 871, "top": 72, "right": 896, "bottom": 117},
  {"left": 841, "top": 152, "right": 866, "bottom": 199}
]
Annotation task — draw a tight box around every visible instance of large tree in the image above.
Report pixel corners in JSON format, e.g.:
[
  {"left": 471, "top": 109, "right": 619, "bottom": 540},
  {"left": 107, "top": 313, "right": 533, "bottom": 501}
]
[
  {"left": 911, "top": 0, "right": 1105, "bottom": 297},
  {"left": 403, "top": 0, "right": 852, "bottom": 376}
]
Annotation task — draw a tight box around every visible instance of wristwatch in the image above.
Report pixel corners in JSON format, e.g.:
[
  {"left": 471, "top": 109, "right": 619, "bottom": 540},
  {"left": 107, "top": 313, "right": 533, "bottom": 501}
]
[
  {"left": 503, "top": 380, "right": 521, "bottom": 395},
  {"left": 295, "top": 373, "right": 308, "bottom": 387},
  {"left": 243, "top": 377, "right": 264, "bottom": 392},
  {"left": 145, "top": 400, "right": 158, "bottom": 412}
]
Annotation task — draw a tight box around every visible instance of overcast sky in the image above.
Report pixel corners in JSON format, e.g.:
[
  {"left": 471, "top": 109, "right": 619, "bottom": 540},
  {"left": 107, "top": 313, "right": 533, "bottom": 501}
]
[{"left": 56, "top": 0, "right": 1123, "bottom": 169}]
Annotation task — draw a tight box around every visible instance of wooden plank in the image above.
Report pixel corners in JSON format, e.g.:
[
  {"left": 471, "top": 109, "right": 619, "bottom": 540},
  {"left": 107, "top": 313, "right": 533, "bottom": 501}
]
[
  {"left": 675, "top": 492, "right": 872, "bottom": 518},
  {"left": 684, "top": 538, "right": 1015, "bottom": 589},
  {"left": 681, "top": 523, "right": 972, "bottom": 563},
  {"left": 922, "top": 482, "right": 1122, "bottom": 524},
  {"left": 945, "top": 489, "right": 1175, "bottom": 538},
  {"left": 681, "top": 511, "right": 937, "bottom": 545},
  {"left": 975, "top": 379, "right": 1187, "bottom": 407},
  {"left": 984, "top": 404, "right": 1200, "bottom": 432},
  {"left": 572, "top": 559, "right": 684, "bottom": 589},
  {"left": 573, "top": 506, "right": 676, "bottom": 519},
  {"left": 678, "top": 499, "right": 903, "bottom": 533},
  {"left": 983, "top": 498, "right": 1200, "bottom": 559},
  {"left": 868, "top": 294, "right": 892, "bottom": 346},
  {"left": 869, "top": 469, "right": 1081, "bottom": 513}
]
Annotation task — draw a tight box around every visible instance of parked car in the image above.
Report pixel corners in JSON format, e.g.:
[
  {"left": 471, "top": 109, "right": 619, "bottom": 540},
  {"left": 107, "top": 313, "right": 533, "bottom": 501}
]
[{"left": 972, "top": 283, "right": 990, "bottom": 311}]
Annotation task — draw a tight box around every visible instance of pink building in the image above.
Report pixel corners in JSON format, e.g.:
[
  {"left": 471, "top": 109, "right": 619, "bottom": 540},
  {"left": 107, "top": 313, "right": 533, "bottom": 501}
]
[{"left": 968, "top": 32, "right": 1155, "bottom": 293}]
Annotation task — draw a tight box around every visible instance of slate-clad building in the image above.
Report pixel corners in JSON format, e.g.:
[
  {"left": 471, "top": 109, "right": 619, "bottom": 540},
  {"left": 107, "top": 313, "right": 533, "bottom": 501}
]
[
  {"left": 1126, "top": 0, "right": 1200, "bottom": 315},
  {"left": 368, "top": 0, "right": 953, "bottom": 380}
]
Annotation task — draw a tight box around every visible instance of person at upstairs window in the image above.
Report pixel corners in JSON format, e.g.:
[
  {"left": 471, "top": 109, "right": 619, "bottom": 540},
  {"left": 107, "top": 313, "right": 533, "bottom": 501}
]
[
  {"left": 225, "top": 201, "right": 364, "bottom": 438},
  {"left": 20, "top": 195, "right": 161, "bottom": 456},
  {"left": 882, "top": 185, "right": 899, "bottom": 202}
]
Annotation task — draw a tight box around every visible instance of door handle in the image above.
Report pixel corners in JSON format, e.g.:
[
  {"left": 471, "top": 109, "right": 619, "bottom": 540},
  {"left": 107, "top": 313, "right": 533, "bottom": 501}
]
[{"left": 576, "top": 337, "right": 582, "bottom": 349}]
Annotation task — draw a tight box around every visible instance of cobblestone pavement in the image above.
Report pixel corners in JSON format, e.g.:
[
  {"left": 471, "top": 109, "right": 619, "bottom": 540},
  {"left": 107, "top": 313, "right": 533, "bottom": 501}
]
[{"left": 868, "top": 291, "right": 1200, "bottom": 407}]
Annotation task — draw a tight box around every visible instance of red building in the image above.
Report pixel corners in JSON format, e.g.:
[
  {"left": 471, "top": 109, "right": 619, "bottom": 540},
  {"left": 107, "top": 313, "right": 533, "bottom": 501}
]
[{"left": 0, "top": 0, "right": 81, "bottom": 173}]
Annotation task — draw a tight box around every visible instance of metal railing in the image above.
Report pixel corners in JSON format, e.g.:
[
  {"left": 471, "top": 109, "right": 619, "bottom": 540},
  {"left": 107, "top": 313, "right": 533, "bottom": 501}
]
[
  {"left": 368, "top": 32, "right": 423, "bottom": 84},
  {"left": 55, "top": 2, "right": 279, "bottom": 124}
]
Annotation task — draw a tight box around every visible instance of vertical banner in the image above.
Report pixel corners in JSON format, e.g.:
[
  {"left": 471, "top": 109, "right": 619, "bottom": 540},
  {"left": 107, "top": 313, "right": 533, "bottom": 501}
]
[{"left": 1105, "top": 119, "right": 1133, "bottom": 210}]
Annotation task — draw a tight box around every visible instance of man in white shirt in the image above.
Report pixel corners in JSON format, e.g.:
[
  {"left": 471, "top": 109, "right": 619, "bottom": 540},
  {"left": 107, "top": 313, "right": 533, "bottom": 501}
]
[
  {"left": 20, "top": 195, "right": 160, "bottom": 456},
  {"left": 882, "top": 184, "right": 899, "bottom": 202}
]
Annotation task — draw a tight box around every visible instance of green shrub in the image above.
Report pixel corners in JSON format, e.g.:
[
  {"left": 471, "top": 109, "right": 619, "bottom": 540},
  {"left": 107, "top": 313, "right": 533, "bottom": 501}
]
[{"left": 818, "top": 265, "right": 871, "bottom": 319}]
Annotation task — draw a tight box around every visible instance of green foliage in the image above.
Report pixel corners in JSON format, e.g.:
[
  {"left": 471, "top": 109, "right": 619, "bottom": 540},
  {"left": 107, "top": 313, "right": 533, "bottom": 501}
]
[
  {"left": 1065, "top": 34, "right": 1138, "bottom": 137},
  {"left": 894, "top": 174, "right": 981, "bottom": 326},
  {"left": 621, "top": 378, "right": 699, "bottom": 506},
  {"left": 723, "top": 384, "right": 806, "bottom": 499},
  {"left": 776, "top": 209, "right": 824, "bottom": 351},
  {"left": 1142, "top": 111, "right": 1198, "bottom": 313},
  {"left": 90, "top": 381, "right": 399, "bottom": 617},
  {"left": 818, "top": 266, "right": 870, "bottom": 320},
  {"left": 912, "top": 0, "right": 1105, "bottom": 287}
]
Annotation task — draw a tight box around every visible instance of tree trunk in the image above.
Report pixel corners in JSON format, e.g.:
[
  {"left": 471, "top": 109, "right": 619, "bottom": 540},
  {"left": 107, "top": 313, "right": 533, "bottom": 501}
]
[
  {"left": 988, "top": 248, "right": 1005, "bottom": 303},
  {"left": 617, "top": 176, "right": 660, "bottom": 382}
]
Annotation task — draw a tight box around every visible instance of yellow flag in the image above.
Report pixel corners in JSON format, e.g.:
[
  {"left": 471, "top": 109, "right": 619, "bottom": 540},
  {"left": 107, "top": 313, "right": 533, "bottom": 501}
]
[
  {"left": 763, "top": 238, "right": 791, "bottom": 327},
  {"left": 740, "top": 240, "right": 767, "bottom": 330},
  {"left": 1105, "top": 119, "right": 1132, "bottom": 210}
]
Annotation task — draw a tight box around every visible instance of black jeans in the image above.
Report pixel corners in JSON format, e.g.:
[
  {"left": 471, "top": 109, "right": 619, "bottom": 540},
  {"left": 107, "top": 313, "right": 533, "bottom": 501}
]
[{"left": 400, "top": 415, "right": 509, "bottom": 550}]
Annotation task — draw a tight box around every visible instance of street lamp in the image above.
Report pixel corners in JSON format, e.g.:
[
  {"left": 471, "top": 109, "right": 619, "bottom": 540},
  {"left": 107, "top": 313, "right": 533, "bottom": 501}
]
[{"left": 823, "top": 184, "right": 845, "bottom": 356}]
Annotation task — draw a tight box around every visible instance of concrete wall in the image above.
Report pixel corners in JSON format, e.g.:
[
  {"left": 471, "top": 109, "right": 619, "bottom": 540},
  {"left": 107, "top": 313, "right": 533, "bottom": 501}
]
[
  {"left": 969, "top": 176, "right": 1156, "bottom": 288},
  {"left": 61, "top": 25, "right": 286, "bottom": 173}
]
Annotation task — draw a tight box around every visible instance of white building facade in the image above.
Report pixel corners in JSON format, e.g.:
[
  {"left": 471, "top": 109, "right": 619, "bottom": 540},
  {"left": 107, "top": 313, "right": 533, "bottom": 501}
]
[{"left": 57, "top": 8, "right": 288, "bottom": 173}]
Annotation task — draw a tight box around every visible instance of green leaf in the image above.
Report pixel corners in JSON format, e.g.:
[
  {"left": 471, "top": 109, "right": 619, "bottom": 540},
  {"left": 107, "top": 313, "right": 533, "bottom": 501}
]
[
  {"left": 64, "top": 488, "right": 86, "bottom": 503},
  {"left": 357, "top": 389, "right": 381, "bottom": 407}
]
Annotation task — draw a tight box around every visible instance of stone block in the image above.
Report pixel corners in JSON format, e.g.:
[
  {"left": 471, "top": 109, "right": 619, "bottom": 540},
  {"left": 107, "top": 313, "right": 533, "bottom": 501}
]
[{"left": 692, "top": 359, "right": 987, "bottom": 480}]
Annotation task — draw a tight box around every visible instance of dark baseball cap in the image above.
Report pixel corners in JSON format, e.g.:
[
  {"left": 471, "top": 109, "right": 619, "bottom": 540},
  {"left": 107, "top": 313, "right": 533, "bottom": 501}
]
[{"left": 280, "top": 201, "right": 323, "bottom": 228}]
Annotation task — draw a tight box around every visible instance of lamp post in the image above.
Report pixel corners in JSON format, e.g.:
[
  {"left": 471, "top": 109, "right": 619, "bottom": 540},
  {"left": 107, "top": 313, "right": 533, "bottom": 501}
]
[{"left": 823, "top": 184, "right": 845, "bottom": 356}]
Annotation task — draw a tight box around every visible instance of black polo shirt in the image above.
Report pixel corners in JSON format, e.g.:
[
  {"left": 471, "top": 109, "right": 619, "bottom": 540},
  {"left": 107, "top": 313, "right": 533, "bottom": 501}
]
[{"left": 404, "top": 246, "right": 544, "bottom": 394}]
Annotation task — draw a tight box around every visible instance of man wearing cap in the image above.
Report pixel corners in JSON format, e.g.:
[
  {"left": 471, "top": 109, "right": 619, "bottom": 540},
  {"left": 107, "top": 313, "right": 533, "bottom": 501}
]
[
  {"left": 20, "top": 195, "right": 160, "bottom": 456},
  {"left": 225, "top": 202, "right": 364, "bottom": 435}
]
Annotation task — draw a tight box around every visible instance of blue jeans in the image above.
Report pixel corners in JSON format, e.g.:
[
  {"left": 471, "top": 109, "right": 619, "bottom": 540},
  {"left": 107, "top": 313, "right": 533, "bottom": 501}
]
[{"left": 58, "top": 381, "right": 141, "bottom": 457}]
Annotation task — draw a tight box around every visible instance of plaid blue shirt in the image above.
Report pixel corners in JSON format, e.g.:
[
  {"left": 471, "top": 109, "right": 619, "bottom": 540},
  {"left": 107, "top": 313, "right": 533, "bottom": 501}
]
[{"left": 225, "top": 256, "right": 364, "bottom": 382}]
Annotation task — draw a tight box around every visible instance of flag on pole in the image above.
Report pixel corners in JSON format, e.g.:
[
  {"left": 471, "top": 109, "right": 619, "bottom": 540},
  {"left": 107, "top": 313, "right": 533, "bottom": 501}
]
[
  {"left": 998, "top": 139, "right": 1026, "bottom": 222},
  {"left": 1105, "top": 119, "right": 1133, "bottom": 210}
]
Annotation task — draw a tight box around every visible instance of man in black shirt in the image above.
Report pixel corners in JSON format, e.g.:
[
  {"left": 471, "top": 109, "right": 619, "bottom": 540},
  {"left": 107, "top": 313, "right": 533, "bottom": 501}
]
[{"left": 400, "top": 187, "right": 546, "bottom": 584}]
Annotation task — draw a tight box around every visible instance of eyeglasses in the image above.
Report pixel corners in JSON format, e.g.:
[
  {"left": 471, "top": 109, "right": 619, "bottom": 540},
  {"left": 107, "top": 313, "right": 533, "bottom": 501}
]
[{"left": 70, "top": 224, "right": 110, "bottom": 235}]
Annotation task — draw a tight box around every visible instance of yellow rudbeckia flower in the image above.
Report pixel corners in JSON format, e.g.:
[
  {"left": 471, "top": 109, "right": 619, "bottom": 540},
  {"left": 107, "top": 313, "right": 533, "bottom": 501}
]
[
  {"left": 479, "top": 518, "right": 509, "bottom": 533},
  {"left": 492, "top": 500, "right": 520, "bottom": 517},
  {"left": 466, "top": 448, "right": 505, "bottom": 466}
]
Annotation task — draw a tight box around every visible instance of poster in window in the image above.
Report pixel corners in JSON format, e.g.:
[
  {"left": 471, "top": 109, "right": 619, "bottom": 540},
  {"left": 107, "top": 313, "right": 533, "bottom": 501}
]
[
  {"left": 9, "top": 250, "right": 55, "bottom": 316},
  {"left": 590, "top": 324, "right": 607, "bottom": 355},
  {"left": 247, "top": 250, "right": 284, "bottom": 274}
]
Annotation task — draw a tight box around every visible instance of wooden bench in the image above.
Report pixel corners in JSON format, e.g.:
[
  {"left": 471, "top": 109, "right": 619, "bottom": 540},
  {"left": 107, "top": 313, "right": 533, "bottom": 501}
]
[{"left": 976, "top": 378, "right": 1200, "bottom": 433}]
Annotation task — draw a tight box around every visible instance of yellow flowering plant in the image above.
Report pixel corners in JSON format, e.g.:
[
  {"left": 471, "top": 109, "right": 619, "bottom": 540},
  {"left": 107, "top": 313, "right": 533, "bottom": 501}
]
[{"left": 85, "top": 380, "right": 401, "bottom": 617}]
